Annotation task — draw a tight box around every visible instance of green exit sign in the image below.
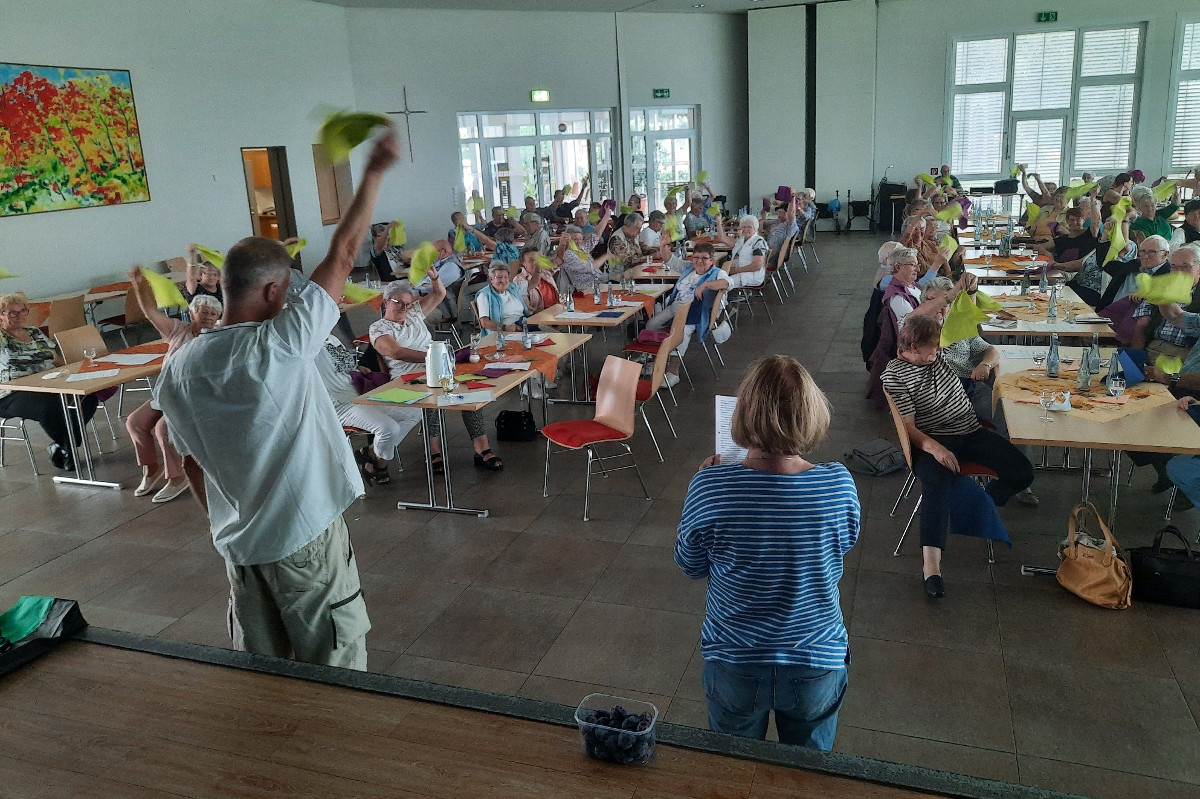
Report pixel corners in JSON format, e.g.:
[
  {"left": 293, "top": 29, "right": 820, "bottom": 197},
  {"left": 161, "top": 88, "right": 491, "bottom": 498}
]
[
  {"left": 653, "top": 88, "right": 670, "bottom": 99},
  {"left": 1036, "top": 11, "right": 1058, "bottom": 22}
]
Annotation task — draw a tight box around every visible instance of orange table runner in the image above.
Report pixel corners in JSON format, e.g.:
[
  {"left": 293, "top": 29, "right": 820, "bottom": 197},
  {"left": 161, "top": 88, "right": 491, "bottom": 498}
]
[
  {"left": 88, "top": 280, "right": 132, "bottom": 296},
  {"left": 572, "top": 290, "right": 655, "bottom": 315},
  {"left": 79, "top": 341, "right": 168, "bottom": 373},
  {"left": 995, "top": 369, "right": 1174, "bottom": 423},
  {"left": 398, "top": 340, "right": 560, "bottom": 383}
]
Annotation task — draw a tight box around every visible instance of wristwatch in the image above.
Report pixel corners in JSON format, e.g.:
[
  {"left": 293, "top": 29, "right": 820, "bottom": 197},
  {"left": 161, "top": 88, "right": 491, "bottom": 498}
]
[{"left": 1170, "top": 373, "right": 1181, "bottom": 388}]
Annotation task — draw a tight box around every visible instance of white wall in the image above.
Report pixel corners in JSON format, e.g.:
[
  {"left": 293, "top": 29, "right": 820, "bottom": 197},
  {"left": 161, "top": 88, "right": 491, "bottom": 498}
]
[
  {"left": 1, "top": 0, "right": 357, "bottom": 298},
  {"left": 747, "top": 6, "right": 806, "bottom": 208},
  {"left": 815, "top": 0, "right": 875, "bottom": 206},
  {"left": 872, "top": 0, "right": 1199, "bottom": 187}
]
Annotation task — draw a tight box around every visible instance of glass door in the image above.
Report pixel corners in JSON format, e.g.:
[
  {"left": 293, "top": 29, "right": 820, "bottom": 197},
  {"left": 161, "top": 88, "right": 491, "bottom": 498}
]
[
  {"left": 488, "top": 144, "right": 537, "bottom": 210},
  {"left": 629, "top": 107, "right": 697, "bottom": 210}
]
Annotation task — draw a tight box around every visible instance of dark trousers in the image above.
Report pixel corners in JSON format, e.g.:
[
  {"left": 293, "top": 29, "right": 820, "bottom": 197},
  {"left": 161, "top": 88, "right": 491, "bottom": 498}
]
[
  {"left": 0, "top": 392, "right": 99, "bottom": 451},
  {"left": 913, "top": 427, "right": 1034, "bottom": 550}
]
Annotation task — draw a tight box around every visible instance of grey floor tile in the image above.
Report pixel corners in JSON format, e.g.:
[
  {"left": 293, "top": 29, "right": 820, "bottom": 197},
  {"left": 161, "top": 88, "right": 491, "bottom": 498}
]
[
  {"left": 357, "top": 572, "right": 466, "bottom": 653},
  {"left": 1017, "top": 755, "right": 1200, "bottom": 798},
  {"left": 472, "top": 533, "right": 622, "bottom": 599},
  {"left": 383, "top": 653, "right": 528, "bottom": 694},
  {"left": 851, "top": 569, "right": 1000, "bottom": 653},
  {"left": 585, "top": 542, "right": 708, "bottom": 614},
  {"left": 835, "top": 725, "right": 1019, "bottom": 783},
  {"left": 368, "top": 524, "right": 518, "bottom": 584}
]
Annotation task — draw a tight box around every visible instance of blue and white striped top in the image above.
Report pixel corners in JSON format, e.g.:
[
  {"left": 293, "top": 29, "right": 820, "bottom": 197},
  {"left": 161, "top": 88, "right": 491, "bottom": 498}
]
[{"left": 675, "top": 462, "right": 860, "bottom": 670}]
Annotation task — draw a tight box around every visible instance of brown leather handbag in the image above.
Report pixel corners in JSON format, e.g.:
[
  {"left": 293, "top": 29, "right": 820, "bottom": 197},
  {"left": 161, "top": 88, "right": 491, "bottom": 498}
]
[{"left": 1057, "top": 502, "right": 1133, "bottom": 609}]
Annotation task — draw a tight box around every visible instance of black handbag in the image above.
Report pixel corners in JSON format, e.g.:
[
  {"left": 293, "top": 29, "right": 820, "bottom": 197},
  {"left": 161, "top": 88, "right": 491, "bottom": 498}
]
[
  {"left": 993, "top": 178, "right": 1019, "bottom": 194},
  {"left": 495, "top": 409, "right": 538, "bottom": 441},
  {"left": 844, "top": 439, "right": 906, "bottom": 476},
  {"left": 1128, "top": 526, "right": 1200, "bottom": 608}
]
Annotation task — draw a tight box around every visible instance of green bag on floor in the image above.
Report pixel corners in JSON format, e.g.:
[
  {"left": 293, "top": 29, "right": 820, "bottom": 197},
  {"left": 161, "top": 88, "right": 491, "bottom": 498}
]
[
  {"left": 0, "top": 595, "right": 55, "bottom": 644},
  {"left": 0, "top": 595, "right": 87, "bottom": 676}
]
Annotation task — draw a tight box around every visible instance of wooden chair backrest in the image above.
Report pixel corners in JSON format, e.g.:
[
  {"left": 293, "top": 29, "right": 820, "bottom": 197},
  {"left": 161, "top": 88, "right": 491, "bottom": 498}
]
[
  {"left": 55, "top": 324, "right": 109, "bottom": 363},
  {"left": 773, "top": 234, "right": 796, "bottom": 272},
  {"left": 646, "top": 304, "right": 689, "bottom": 394},
  {"left": 708, "top": 288, "right": 727, "bottom": 330},
  {"left": 27, "top": 301, "right": 51, "bottom": 329},
  {"left": 123, "top": 287, "right": 148, "bottom": 325},
  {"left": 593, "top": 355, "right": 639, "bottom": 438},
  {"left": 45, "top": 295, "right": 86, "bottom": 338},
  {"left": 883, "top": 391, "right": 915, "bottom": 470},
  {"left": 163, "top": 257, "right": 187, "bottom": 274}
]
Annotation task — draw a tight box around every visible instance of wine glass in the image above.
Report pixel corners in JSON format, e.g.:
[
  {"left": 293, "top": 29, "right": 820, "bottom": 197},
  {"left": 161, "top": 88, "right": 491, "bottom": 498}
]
[
  {"left": 1108, "top": 377, "right": 1126, "bottom": 397},
  {"left": 1032, "top": 351, "right": 1047, "bottom": 367},
  {"left": 1015, "top": 243, "right": 1026, "bottom": 261},
  {"left": 1039, "top": 389, "right": 1055, "bottom": 422},
  {"left": 81, "top": 347, "right": 97, "bottom": 367},
  {"left": 984, "top": 251, "right": 993, "bottom": 268}
]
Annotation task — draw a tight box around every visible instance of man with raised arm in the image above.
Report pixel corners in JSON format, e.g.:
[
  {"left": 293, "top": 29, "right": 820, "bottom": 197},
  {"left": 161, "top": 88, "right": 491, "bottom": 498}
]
[{"left": 156, "top": 130, "right": 400, "bottom": 671}]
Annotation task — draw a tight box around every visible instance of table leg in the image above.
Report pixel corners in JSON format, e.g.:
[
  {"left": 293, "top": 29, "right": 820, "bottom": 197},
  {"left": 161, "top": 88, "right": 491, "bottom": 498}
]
[
  {"left": 548, "top": 325, "right": 596, "bottom": 406},
  {"left": 1079, "top": 448, "right": 1092, "bottom": 502},
  {"left": 395, "top": 408, "right": 488, "bottom": 517},
  {"left": 52, "top": 393, "right": 120, "bottom": 490},
  {"left": 1108, "top": 450, "right": 1121, "bottom": 530}
]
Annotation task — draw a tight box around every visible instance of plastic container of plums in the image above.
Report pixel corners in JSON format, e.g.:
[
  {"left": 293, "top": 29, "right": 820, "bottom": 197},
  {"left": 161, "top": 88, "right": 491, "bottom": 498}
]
[{"left": 574, "top": 693, "right": 659, "bottom": 765}]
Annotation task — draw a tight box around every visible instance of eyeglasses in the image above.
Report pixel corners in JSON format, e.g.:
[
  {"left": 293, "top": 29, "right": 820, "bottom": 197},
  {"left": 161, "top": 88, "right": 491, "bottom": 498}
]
[
  {"left": 387, "top": 298, "right": 416, "bottom": 310},
  {"left": 1139, "top": 249, "right": 1168, "bottom": 256},
  {"left": 2, "top": 308, "right": 30, "bottom": 317}
]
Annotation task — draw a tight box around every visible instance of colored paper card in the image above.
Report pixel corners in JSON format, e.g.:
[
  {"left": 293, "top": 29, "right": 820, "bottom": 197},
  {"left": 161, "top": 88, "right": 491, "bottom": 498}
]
[
  {"left": 409, "top": 241, "right": 437, "bottom": 285},
  {"left": 139, "top": 267, "right": 188, "bottom": 309},
  {"left": 938, "top": 234, "right": 959, "bottom": 256},
  {"left": 195, "top": 245, "right": 224, "bottom": 268},
  {"left": 0, "top": 266, "right": 18, "bottom": 279},
  {"left": 467, "top": 196, "right": 485, "bottom": 213},
  {"left": 453, "top": 226, "right": 467, "bottom": 252},
  {"left": 917, "top": 173, "right": 935, "bottom": 186},
  {"left": 342, "top": 282, "right": 382, "bottom": 305},
  {"left": 1134, "top": 270, "right": 1193, "bottom": 305},
  {"left": 285, "top": 238, "right": 307, "bottom": 258},
  {"left": 317, "top": 110, "right": 389, "bottom": 165},
  {"left": 366, "top": 387, "right": 430, "bottom": 404},
  {"left": 934, "top": 202, "right": 963, "bottom": 223},
  {"left": 389, "top": 221, "right": 406, "bottom": 247},
  {"left": 940, "top": 290, "right": 988, "bottom": 347},
  {"left": 1118, "top": 350, "right": 1145, "bottom": 386},
  {"left": 1152, "top": 180, "right": 1177, "bottom": 204}
]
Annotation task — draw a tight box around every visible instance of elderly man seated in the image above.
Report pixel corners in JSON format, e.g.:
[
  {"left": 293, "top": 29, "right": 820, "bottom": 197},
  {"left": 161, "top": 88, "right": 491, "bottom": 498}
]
[
  {"left": 684, "top": 195, "right": 713, "bottom": 237},
  {"left": 609, "top": 212, "right": 655, "bottom": 269},
  {"left": 522, "top": 211, "right": 552, "bottom": 255},
  {"left": 484, "top": 206, "right": 520, "bottom": 238},
  {"left": 641, "top": 211, "right": 667, "bottom": 248},
  {"left": 643, "top": 240, "right": 730, "bottom": 388},
  {"left": 762, "top": 195, "right": 800, "bottom": 264},
  {"left": 447, "top": 210, "right": 496, "bottom": 253}
]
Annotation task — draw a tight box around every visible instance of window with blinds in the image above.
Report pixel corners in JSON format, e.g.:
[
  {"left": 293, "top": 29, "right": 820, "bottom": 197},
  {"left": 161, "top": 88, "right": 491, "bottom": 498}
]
[
  {"left": 1172, "top": 22, "right": 1200, "bottom": 171},
  {"left": 949, "top": 24, "right": 1144, "bottom": 181}
]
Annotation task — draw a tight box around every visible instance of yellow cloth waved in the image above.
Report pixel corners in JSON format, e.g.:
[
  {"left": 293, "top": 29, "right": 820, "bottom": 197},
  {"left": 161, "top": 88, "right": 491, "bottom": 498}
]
[
  {"left": 342, "top": 282, "right": 382, "bottom": 305},
  {"left": 139, "top": 267, "right": 188, "bottom": 309},
  {"left": 285, "top": 238, "right": 307, "bottom": 258},
  {"left": 1009, "top": 165, "right": 1022, "bottom": 178},
  {"left": 0, "top": 267, "right": 18, "bottom": 279},
  {"left": 695, "top": 171, "right": 709, "bottom": 184},
  {"left": 1153, "top": 180, "right": 1177, "bottom": 204},
  {"left": 389, "top": 221, "right": 406, "bottom": 247},
  {"left": 940, "top": 291, "right": 989, "bottom": 347},
  {"left": 938, "top": 234, "right": 959, "bottom": 256},
  {"left": 666, "top": 185, "right": 687, "bottom": 198},
  {"left": 973, "top": 291, "right": 1002, "bottom": 312},
  {"left": 1133, "top": 271, "right": 1194, "bottom": 305},
  {"left": 467, "top": 196, "right": 485, "bottom": 213},
  {"left": 707, "top": 201, "right": 722, "bottom": 217},
  {"left": 506, "top": 206, "right": 520, "bottom": 219},
  {"left": 917, "top": 173, "right": 935, "bottom": 186},
  {"left": 318, "top": 110, "right": 389, "bottom": 165},
  {"left": 453, "top": 227, "right": 467, "bottom": 253},
  {"left": 619, "top": 204, "right": 633, "bottom": 214},
  {"left": 934, "top": 202, "right": 963, "bottom": 223},
  {"left": 1025, "top": 205, "right": 1043, "bottom": 227},
  {"left": 588, "top": 211, "right": 600, "bottom": 224},
  {"left": 1110, "top": 196, "right": 1132, "bottom": 222},
  {"left": 1063, "top": 182, "right": 1098, "bottom": 202},
  {"left": 1156, "top": 355, "right": 1184, "bottom": 375},
  {"left": 408, "top": 242, "right": 438, "bottom": 285},
  {"left": 568, "top": 239, "right": 587, "bottom": 259},
  {"left": 195, "top": 245, "right": 224, "bottom": 268},
  {"left": 1103, "top": 222, "right": 1128, "bottom": 267},
  {"left": 535, "top": 254, "right": 556, "bottom": 272}
]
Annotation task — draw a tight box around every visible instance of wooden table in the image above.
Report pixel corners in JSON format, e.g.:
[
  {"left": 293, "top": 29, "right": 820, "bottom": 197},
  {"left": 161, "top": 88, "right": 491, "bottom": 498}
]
[
  {"left": 354, "top": 332, "right": 591, "bottom": 516},
  {"left": 621, "top": 261, "right": 679, "bottom": 283},
  {"left": 0, "top": 348, "right": 166, "bottom": 489},
  {"left": 966, "top": 265, "right": 1067, "bottom": 285},
  {"left": 994, "top": 344, "right": 1200, "bottom": 531},
  {"left": 978, "top": 284, "right": 1114, "bottom": 340}
]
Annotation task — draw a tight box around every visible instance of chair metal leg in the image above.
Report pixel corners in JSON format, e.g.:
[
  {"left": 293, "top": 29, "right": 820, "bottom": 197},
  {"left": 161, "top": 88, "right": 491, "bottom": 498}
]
[
  {"left": 676, "top": 354, "right": 694, "bottom": 389},
  {"left": 542, "top": 437, "right": 552, "bottom": 497},
  {"left": 700, "top": 343, "right": 717, "bottom": 375},
  {"left": 1166, "top": 486, "right": 1178, "bottom": 521},
  {"left": 890, "top": 472, "right": 915, "bottom": 516},
  {"left": 758, "top": 291, "right": 774, "bottom": 322},
  {"left": 711, "top": 341, "right": 725, "bottom": 367},
  {"left": 771, "top": 276, "right": 785, "bottom": 304},
  {"left": 99, "top": 398, "right": 117, "bottom": 440},
  {"left": 666, "top": 380, "right": 678, "bottom": 406},
  {"left": 118, "top": 384, "right": 125, "bottom": 417},
  {"left": 655, "top": 393, "right": 677, "bottom": 437},
  {"left": 583, "top": 447, "right": 595, "bottom": 521},
  {"left": 639, "top": 406, "right": 663, "bottom": 462},
  {"left": 987, "top": 540, "right": 996, "bottom": 564},
  {"left": 895, "top": 495, "right": 923, "bottom": 556},
  {"left": 622, "top": 442, "right": 652, "bottom": 501},
  {"left": 782, "top": 263, "right": 797, "bottom": 292}
]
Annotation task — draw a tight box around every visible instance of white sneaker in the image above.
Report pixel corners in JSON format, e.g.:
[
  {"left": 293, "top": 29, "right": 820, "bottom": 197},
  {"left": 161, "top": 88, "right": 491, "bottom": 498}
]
[
  {"left": 152, "top": 479, "right": 189, "bottom": 504},
  {"left": 531, "top": 379, "right": 545, "bottom": 399},
  {"left": 1016, "top": 487, "right": 1040, "bottom": 507},
  {"left": 135, "top": 467, "right": 165, "bottom": 497},
  {"left": 662, "top": 372, "right": 680, "bottom": 389}
]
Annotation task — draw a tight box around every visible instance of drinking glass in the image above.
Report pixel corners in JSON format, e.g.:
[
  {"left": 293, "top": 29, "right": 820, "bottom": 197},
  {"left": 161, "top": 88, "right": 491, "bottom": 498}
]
[
  {"left": 81, "top": 347, "right": 97, "bottom": 367},
  {"left": 1108, "top": 377, "right": 1126, "bottom": 397},
  {"left": 488, "top": 329, "right": 506, "bottom": 361},
  {"left": 1039, "top": 389, "right": 1055, "bottom": 422},
  {"left": 1015, "top": 244, "right": 1026, "bottom": 260},
  {"left": 984, "top": 251, "right": 993, "bottom": 267},
  {"left": 1032, "top": 351, "right": 1047, "bottom": 367}
]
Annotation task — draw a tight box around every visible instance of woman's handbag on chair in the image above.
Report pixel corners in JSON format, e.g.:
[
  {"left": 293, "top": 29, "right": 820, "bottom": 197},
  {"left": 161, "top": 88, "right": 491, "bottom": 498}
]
[
  {"left": 1057, "top": 502, "right": 1133, "bottom": 609},
  {"left": 1128, "top": 526, "right": 1200, "bottom": 608}
]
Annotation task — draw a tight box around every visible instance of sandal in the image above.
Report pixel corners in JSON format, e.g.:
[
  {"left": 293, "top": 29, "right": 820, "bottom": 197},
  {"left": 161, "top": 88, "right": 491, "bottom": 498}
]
[
  {"left": 431, "top": 452, "right": 445, "bottom": 476},
  {"left": 474, "top": 448, "right": 504, "bottom": 471},
  {"left": 356, "top": 446, "right": 391, "bottom": 486}
]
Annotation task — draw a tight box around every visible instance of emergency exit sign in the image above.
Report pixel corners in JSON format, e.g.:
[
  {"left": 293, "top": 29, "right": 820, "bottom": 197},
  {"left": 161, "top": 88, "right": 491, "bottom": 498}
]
[
  {"left": 1036, "top": 11, "right": 1058, "bottom": 22},
  {"left": 653, "top": 88, "right": 670, "bottom": 99}
]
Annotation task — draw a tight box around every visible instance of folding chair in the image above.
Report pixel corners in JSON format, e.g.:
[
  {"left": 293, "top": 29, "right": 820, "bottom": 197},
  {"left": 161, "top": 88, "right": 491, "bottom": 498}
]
[{"left": 0, "top": 417, "right": 40, "bottom": 475}]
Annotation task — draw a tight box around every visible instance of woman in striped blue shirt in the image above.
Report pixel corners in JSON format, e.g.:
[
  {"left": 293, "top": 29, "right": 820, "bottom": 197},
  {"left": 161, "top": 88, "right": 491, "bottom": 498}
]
[{"left": 675, "top": 355, "right": 860, "bottom": 749}]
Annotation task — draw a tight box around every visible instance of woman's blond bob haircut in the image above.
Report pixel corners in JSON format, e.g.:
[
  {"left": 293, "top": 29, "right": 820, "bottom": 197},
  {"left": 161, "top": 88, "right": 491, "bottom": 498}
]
[
  {"left": 730, "top": 355, "right": 831, "bottom": 455},
  {"left": 0, "top": 291, "right": 30, "bottom": 310}
]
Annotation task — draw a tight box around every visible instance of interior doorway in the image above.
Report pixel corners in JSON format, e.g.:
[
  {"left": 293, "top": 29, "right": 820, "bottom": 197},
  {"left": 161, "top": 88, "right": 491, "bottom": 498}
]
[{"left": 241, "top": 147, "right": 297, "bottom": 242}]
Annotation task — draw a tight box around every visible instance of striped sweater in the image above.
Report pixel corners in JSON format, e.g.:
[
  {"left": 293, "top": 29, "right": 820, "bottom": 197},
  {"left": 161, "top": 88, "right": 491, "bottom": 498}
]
[{"left": 675, "top": 462, "right": 860, "bottom": 669}]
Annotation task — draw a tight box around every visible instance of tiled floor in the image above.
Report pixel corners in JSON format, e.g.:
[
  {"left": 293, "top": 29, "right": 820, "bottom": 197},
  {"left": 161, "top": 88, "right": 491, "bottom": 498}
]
[{"left": 4, "top": 234, "right": 1200, "bottom": 799}]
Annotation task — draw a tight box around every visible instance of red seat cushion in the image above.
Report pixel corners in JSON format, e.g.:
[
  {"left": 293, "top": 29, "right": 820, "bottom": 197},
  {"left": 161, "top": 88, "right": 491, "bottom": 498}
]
[
  {"left": 97, "top": 314, "right": 126, "bottom": 328},
  {"left": 342, "top": 426, "right": 369, "bottom": 435},
  {"left": 622, "top": 341, "right": 659, "bottom": 355},
  {"left": 354, "top": 334, "right": 370, "bottom": 343},
  {"left": 542, "top": 419, "right": 627, "bottom": 449},
  {"left": 960, "top": 462, "right": 998, "bottom": 479},
  {"left": 635, "top": 379, "right": 653, "bottom": 402}
]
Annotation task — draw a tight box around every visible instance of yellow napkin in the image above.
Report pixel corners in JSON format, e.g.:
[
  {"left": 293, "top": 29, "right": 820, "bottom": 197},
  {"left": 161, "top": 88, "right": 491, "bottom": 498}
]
[
  {"left": 707, "top": 201, "right": 722, "bottom": 217},
  {"left": 0, "top": 267, "right": 18, "bottom": 279},
  {"left": 974, "top": 291, "right": 1002, "bottom": 311},
  {"left": 1133, "top": 271, "right": 1194, "bottom": 305},
  {"left": 1156, "top": 355, "right": 1184, "bottom": 375},
  {"left": 1110, "top": 196, "right": 1132, "bottom": 222},
  {"left": 940, "top": 291, "right": 989, "bottom": 347},
  {"left": 1103, "top": 222, "right": 1128, "bottom": 267},
  {"left": 1025, "top": 205, "right": 1043, "bottom": 227},
  {"left": 318, "top": 110, "right": 389, "bottom": 165},
  {"left": 1009, "top": 165, "right": 1022, "bottom": 178},
  {"left": 934, "top": 202, "right": 963, "bottom": 223},
  {"left": 695, "top": 171, "right": 709, "bottom": 184},
  {"left": 568, "top": 239, "right": 587, "bottom": 259},
  {"left": 666, "top": 185, "right": 687, "bottom": 198},
  {"left": 535, "top": 254, "right": 556, "bottom": 272},
  {"left": 1153, "top": 180, "right": 1177, "bottom": 204},
  {"left": 409, "top": 242, "right": 437, "bottom": 285},
  {"left": 619, "top": 204, "right": 633, "bottom": 214},
  {"left": 453, "top": 227, "right": 467, "bottom": 253},
  {"left": 467, "top": 196, "right": 485, "bottom": 213},
  {"left": 342, "top": 282, "right": 382, "bottom": 305},
  {"left": 588, "top": 211, "right": 600, "bottom": 224},
  {"left": 389, "top": 221, "right": 406, "bottom": 247},
  {"left": 1063, "top": 182, "right": 1098, "bottom": 202},
  {"left": 195, "top": 245, "right": 224, "bottom": 268},
  {"left": 506, "top": 206, "right": 520, "bottom": 219},
  {"left": 285, "top": 238, "right": 307, "bottom": 258},
  {"left": 938, "top": 234, "right": 959, "bottom": 256},
  {"left": 139, "top": 267, "right": 188, "bottom": 309},
  {"left": 917, "top": 173, "right": 935, "bottom": 186}
]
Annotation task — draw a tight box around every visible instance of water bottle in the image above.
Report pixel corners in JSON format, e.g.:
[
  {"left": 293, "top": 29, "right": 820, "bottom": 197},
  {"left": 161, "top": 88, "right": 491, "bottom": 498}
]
[
  {"left": 1019, "top": 270, "right": 1031, "bottom": 296},
  {"left": 1038, "top": 268, "right": 1049, "bottom": 294},
  {"left": 521, "top": 320, "right": 532, "bottom": 350},
  {"left": 1075, "top": 355, "right": 1093, "bottom": 392},
  {"left": 496, "top": 327, "right": 506, "bottom": 354},
  {"left": 1047, "top": 333, "right": 1061, "bottom": 378},
  {"left": 1105, "top": 351, "right": 1122, "bottom": 391},
  {"left": 1047, "top": 284, "right": 1058, "bottom": 319},
  {"left": 972, "top": 208, "right": 981, "bottom": 243},
  {"left": 607, "top": 282, "right": 616, "bottom": 308},
  {"left": 1087, "top": 333, "right": 1102, "bottom": 375},
  {"left": 566, "top": 292, "right": 575, "bottom": 312},
  {"left": 593, "top": 280, "right": 601, "bottom": 306}
]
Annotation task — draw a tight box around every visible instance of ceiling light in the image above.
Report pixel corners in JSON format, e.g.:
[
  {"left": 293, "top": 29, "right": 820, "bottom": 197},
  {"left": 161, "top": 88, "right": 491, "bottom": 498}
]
[{"left": 693, "top": 3, "right": 704, "bottom": 6}]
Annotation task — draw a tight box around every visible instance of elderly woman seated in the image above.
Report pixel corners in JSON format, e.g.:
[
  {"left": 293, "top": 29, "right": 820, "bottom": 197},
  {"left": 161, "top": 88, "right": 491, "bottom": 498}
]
[
  {"left": 555, "top": 225, "right": 618, "bottom": 291},
  {"left": 762, "top": 195, "right": 800, "bottom": 264},
  {"left": 124, "top": 269, "right": 223, "bottom": 502},
  {"left": 492, "top": 226, "right": 521, "bottom": 264},
  {"left": 370, "top": 221, "right": 407, "bottom": 282},
  {"left": 644, "top": 241, "right": 730, "bottom": 388},
  {"left": 1129, "top": 185, "right": 1181, "bottom": 244},
  {"left": 514, "top": 248, "right": 559, "bottom": 315},
  {"left": 1170, "top": 199, "right": 1200, "bottom": 250},
  {"left": 318, "top": 334, "right": 421, "bottom": 485},
  {"left": 370, "top": 276, "right": 504, "bottom": 472},
  {"left": 881, "top": 315, "right": 1034, "bottom": 598},
  {"left": 608, "top": 212, "right": 655, "bottom": 269},
  {"left": 714, "top": 214, "right": 769, "bottom": 289},
  {"left": 0, "top": 291, "right": 99, "bottom": 471}
]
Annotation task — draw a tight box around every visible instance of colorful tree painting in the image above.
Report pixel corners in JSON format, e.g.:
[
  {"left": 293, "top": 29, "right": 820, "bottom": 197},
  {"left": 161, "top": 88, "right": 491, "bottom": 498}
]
[{"left": 0, "top": 64, "right": 149, "bottom": 216}]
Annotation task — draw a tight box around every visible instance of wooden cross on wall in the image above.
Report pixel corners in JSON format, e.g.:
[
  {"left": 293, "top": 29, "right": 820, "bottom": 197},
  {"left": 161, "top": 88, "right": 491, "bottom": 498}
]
[{"left": 386, "top": 86, "right": 427, "bottom": 162}]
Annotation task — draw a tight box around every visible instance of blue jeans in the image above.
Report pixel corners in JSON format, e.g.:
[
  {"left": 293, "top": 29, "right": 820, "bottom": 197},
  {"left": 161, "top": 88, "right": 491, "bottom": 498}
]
[{"left": 702, "top": 660, "right": 847, "bottom": 749}]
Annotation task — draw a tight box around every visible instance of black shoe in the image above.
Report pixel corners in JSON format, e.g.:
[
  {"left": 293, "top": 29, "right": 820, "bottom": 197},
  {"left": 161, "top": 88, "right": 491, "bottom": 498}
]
[
  {"left": 923, "top": 575, "right": 946, "bottom": 599},
  {"left": 46, "top": 444, "right": 74, "bottom": 472},
  {"left": 1152, "top": 477, "right": 1175, "bottom": 494}
]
